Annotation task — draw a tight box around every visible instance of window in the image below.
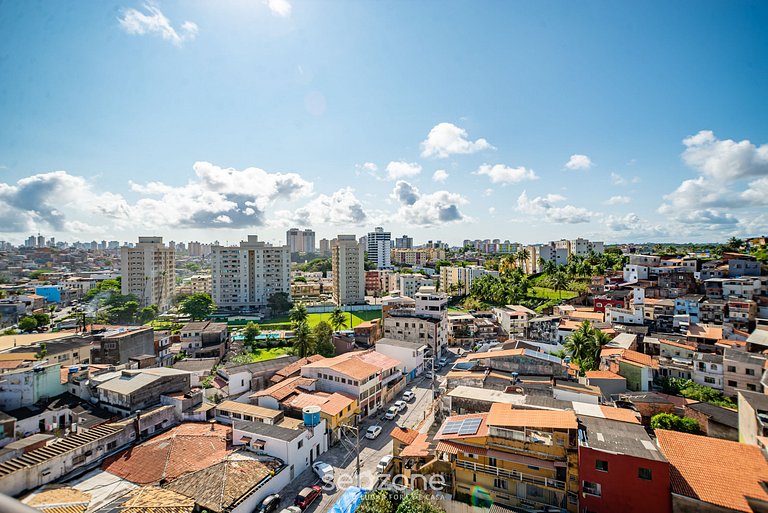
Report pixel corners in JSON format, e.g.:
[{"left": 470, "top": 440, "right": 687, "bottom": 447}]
[
  {"left": 638, "top": 468, "right": 652, "bottom": 480},
  {"left": 728, "top": 380, "right": 738, "bottom": 387},
  {"left": 727, "top": 366, "right": 737, "bottom": 372},
  {"left": 583, "top": 481, "right": 602, "bottom": 497},
  {"left": 747, "top": 384, "right": 757, "bottom": 391},
  {"left": 493, "top": 478, "right": 508, "bottom": 490},
  {"left": 298, "top": 440, "right": 303, "bottom": 449},
  {"left": 705, "top": 377, "right": 716, "bottom": 384},
  {"left": 746, "top": 369, "right": 756, "bottom": 376},
  {"left": 596, "top": 460, "right": 608, "bottom": 472}
]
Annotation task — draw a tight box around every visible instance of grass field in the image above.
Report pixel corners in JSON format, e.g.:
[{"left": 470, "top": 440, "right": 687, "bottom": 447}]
[
  {"left": 530, "top": 286, "right": 579, "bottom": 300},
  {"left": 230, "top": 347, "right": 290, "bottom": 364},
  {"left": 259, "top": 310, "right": 382, "bottom": 330}
]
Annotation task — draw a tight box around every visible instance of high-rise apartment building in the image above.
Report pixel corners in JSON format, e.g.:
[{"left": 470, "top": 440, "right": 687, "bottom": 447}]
[
  {"left": 211, "top": 235, "right": 290, "bottom": 312},
  {"left": 395, "top": 235, "right": 413, "bottom": 249},
  {"left": 332, "top": 235, "right": 365, "bottom": 306},
  {"left": 286, "top": 228, "right": 316, "bottom": 254},
  {"left": 367, "top": 227, "right": 392, "bottom": 269},
  {"left": 120, "top": 236, "right": 175, "bottom": 310},
  {"left": 319, "top": 238, "right": 331, "bottom": 256},
  {"left": 439, "top": 265, "right": 499, "bottom": 295}
]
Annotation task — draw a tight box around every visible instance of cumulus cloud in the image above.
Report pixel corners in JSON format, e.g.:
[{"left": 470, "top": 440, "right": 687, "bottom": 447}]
[
  {"left": 475, "top": 164, "right": 538, "bottom": 184},
  {"left": 390, "top": 181, "right": 467, "bottom": 226},
  {"left": 432, "top": 169, "right": 449, "bottom": 182},
  {"left": 564, "top": 154, "right": 593, "bottom": 170},
  {"left": 281, "top": 187, "right": 367, "bottom": 226},
  {"left": 361, "top": 162, "right": 378, "bottom": 172},
  {"left": 386, "top": 161, "right": 422, "bottom": 180},
  {"left": 516, "top": 191, "right": 592, "bottom": 224},
  {"left": 119, "top": 2, "right": 198, "bottom": 47},
  {"left": 420, "top": 123, "right": 494, "bottom": 158},
  {"left": 604, "top": 212, "right": 668, "bottom": 237},
  {"left": 610, "top": 172, "right": 640, "bottom": 185},
  {"left": 266, "top": 0, "right": 292, "bottom": 17},
  {"left": 605, "top": 195, "right": 631, "bottom": 205},
  {"left": 682, "top": 130, "right": 768, "bottom": 182}
]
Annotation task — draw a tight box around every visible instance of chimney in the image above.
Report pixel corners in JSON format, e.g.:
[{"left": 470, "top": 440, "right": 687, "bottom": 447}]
[{"left": 209, "top": 419, "right": 216, "bottom": 431}]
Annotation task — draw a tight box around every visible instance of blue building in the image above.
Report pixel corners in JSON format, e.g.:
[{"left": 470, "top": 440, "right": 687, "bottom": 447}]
[
  {"left": 674, "top": 294, "right": 705, "bottom": 324},
  {"left": 35, "top": 286, "right": 61, "bottom": 304}
]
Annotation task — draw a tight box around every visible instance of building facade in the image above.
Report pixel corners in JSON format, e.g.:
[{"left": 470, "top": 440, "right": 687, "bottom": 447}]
[
  {"left": 332, "top": 235, "right": 365, "bottom": 306},
  {"left": 120, "top": 236, "right": 175, "bottom": 310},
  {"left": 367, "top": 227, "right": 392, "bottom": 269}
]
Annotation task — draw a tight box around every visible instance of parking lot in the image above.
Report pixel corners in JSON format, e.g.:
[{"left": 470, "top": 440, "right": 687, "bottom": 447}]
[{"left": 271, "top": 355, "right": 453, "bottom": 513}]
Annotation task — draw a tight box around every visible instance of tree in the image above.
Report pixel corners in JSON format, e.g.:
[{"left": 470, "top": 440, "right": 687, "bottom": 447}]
[
  {"left": 396, "top": 490, "right": 445, "bottom": 513},
  {"left": 32, "top": 313, "right": 50, "bottom": 327},
  {"left": 179, "top": 293, "right": 215, "bottom": 320},
  {"left": 35, "top": 343, "right": 48, "bottom": 360},
  {"left": 650, "top": 413, "right": 700, "bottom": 434},
  {"left": 267, "top": 292, "right": 293, "bottom": 314},
  {"left": 289, "top": 303, "right": 309, "bottom": 327},
  {"left": 83, "top": 279, "right": 121, "bottom": 302},
  {"left": 564, "top": 320, "right": 609, "bottom": 374},
  {"left": 516, "top": 248, "right": 530, "bottom": 270},
  {"left": 313, "top": 321, "right": 335, "bottom": 357},
  {"left": 294, "top": 276, "right": 308, "bottom": 283},
  {"left": 291, "top": 321, "right": 315, "bottom": 358},
  {"left": 547, "top": 269, "right": 570, "bottom": 299},
  {"left": 357, "top": 490, "right": 395, "bottom": 513},
  {"left": 329, "top": 308, "right": 347, "bottom": 332},
  {"left": 18, "top": 317, "right": 38, "bottom": 332},
  {"left": 243, "top": 321, "right": 261, "bottom": 346},
  {"left": 138, "top": 304, "right": 159, "bottom": 324}
]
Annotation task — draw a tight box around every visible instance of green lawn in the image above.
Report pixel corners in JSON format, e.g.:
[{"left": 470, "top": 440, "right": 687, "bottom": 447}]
[
  {"left": 530, "top": 286, "right": 578, "bottom": 300},
  {"left": 230, "top": 347, "right": 290, "bottom": 364},
  {"left": 259, "top": 310, "right": 382, "bottom": 329}
]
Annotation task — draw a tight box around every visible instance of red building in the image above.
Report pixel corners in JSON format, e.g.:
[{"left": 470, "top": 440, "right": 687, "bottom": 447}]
[
  {"left": 578, "top": 416, "right": 671, "bottom": 513},
  {"left": 593, "top": 296, "right": 626, "bottom": 314}
]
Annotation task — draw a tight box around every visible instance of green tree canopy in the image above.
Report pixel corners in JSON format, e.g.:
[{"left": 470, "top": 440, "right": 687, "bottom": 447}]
[
  {"left": 650, "top": 413, "right": 700, "bottom": 434},
  {"left": 267, "top": 292, "right": 293, "bottom": 314},
  {"left": 564, "top": 320, "right": 609, "bottom": 374},
  {"left": 313, "top": 321, "right": 335, "bottom": 357},
  {"left": 83, "top": 279, "right": 121, "bottom": 302},
  {"left": 243, "top": 321, "right": 261, "bottom": 345},
  {"left": 32, "top": 313, "right": 50, "bottom": 327},
  {"left": 329, "top": 308, "right": 347, "bottom": 332},
  {"left": 291, "top": 321, "right": 315, "bottom": 358},
  {"left": 357, "top": 490, "right": 395, "bottom": 513},
  {"left": 395, "top": 490, "right": 445, "bottom": 513},
  {"left": 289, "top": 303, "right": 309, "bottom": 326},
  {"left": 18, "top": 316, "right": 38, "bottom": 332},
  {"left": 179, "top": 293, "right": 215, "bottom": 320}
]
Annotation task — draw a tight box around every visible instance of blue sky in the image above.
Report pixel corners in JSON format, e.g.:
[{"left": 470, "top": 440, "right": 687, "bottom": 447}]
[{"left": 1, "top": 0, "right": 767, "bottom": 246}]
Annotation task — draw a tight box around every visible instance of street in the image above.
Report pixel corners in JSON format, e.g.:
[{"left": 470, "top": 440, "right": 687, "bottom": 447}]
[{"left": 274, "top": 357, "right": 452, "bottom": 513}]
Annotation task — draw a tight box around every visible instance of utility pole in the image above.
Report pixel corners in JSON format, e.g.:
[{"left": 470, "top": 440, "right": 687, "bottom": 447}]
[{"left": 338, "top": 423, "right": 362, "bottom": 488}]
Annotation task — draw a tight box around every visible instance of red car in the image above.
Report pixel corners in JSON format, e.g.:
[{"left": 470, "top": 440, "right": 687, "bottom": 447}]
[{"left": 294, "top": 486, "right": 322, "bottom": 510}]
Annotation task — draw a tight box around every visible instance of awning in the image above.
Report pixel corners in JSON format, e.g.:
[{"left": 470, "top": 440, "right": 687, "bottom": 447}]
[{"left": 487, "top": 449, "right": 556, "bottom": 470}]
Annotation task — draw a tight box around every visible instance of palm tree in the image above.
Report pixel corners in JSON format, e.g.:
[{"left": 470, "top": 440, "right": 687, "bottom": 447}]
[
  {"left": 565, "top": 322, "right": 590, "bottom": 368},
  {"left": 289, "top": 303, "right": 308, "bottom": 327},
  {"left": 547, "top": 269, "right": 570, "bottom": 299},
  {"left": 516, "top": 248, "right": 530, "bottom": 271},
  {"left": 499, "top": 255, "right": 516, "bottom": 275},
  {"left": 329, "top": 307, "right": 347, "bottom": 332},
  {"left": 291, "top": 321, "right": 315, "bottom": 358}
]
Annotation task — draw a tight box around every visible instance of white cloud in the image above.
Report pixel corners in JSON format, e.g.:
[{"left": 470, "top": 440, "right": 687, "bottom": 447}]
[
  {"left": 564, "top": 154, "right": 593, "bottom": 170},
  {"left": 475, "top": 164, "right": 538, "bottom": 184},
  {"left": 386, "top": 161, "right": 422, "bottom": 180},
  {"left": 604, "top": 195, "right": 631, "bottom": 205},
  {"left": 420, "top": 123, "right": 494, "bottom": 158},
  {"left": 682, "top": 130, "right": 768, "bottom": 182},
  {"left": 266, "top": 0, "right": 292, "bottom": 17},
  {"left": 432, "top": 169, "right": 449, "bottom": 182},
  {"left": 604, "top": 213, "right": 668, "bottom": 237},
  {"left": 610, "top": 172, "right": 640, "bottom": 185},
  {"left": 280, "top": 187, "right": 367, "bottom": 226},
  {"left": 516, "top": 191, "right": 592, "bottom": 224},
  {"left": 741, "top": 177, "right": 768, "bottom": 205},
  {"left": 119, "top": 2, "right": 198, "bottom": 47},
  {"left": 361, "top": 162, "right": 378, "bottom": 172},
  {"left": 390, "top": 181, "right": 467, "bottom": 226},
  {"left": 488, "top": 207, "right": 496, "bottom": 215}
]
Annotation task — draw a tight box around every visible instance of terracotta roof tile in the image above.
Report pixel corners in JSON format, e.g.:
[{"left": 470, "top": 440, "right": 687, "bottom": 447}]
[
  {"left": 391, "top": 426, "right": 420, "bottom": 445},
  {"left": 250, "top": 375, "right": 316, "bottom": 401},
  {"left": 660, "top": 339, "right": 696, "bottom": 350},
  {"left": 585, "top": 370, "right": 625, "bottom": 380},
  {"left": 435, "top": 441, "right": 487, "bottom": 456},
  {"left": 399, "top": 432, "right": 431, "bottom": 458},
  {"left": 270, "top": 355, "right": 325, "bottom": 383},
  {"left": 657, "top": 430, "right": 768, "bottom": 512},
  {"left": 486, "top": 403, "right": 577, "bottom": 430}
]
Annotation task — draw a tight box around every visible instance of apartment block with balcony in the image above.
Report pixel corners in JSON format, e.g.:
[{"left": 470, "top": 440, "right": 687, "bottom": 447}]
[
  {"left": 723, "top": 348, "right": 766, "bottom": 398},
  {"left": 211, "top": 235, "right": 290, "bottom": 313},
  {"left": 434, "top": 404, "right": 579, "bottom": 512},
  {"left": 382, "top": 286, "right": 449, "bottom": 356},
  {"left": 692, "top": 352, "right": 724, "bottom": 390},
  {"left": 332, "top": 235, "right": 365, "bottom": 306},
  {"left": 439, "top": 265, "right": 498, "bottom": 296},
  {"left": 120, "top": 236, "right": 175, "bottom": 310}
]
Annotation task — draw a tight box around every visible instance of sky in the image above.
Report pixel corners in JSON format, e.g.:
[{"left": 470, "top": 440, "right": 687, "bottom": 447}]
[{"left": 1, "top": 0, "right": 767, "bottom": 247}]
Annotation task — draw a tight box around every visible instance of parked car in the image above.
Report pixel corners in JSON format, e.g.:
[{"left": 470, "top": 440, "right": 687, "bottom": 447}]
[
  {"left": 402, "top": 390, "right": 415, "bottom": 402},
  {"left": 384, "top": 406, "right": 399, "bottom": 420},
  {"left": 312, "top": 461, "right": 334, "bottom": 483},
  {"left": 259, "top": 494, "right": 281, "bottom": 513},
  {"left": 438, "top": 357, "right": 448, "bottom": 367},
  {"left": 394, "top": 400, "right": 407, "bottom": 412},
  {"left": 294, "top": 486, "right": 322, "bottom": 510},
  {"left": 366, "top": 425, "right": 383, "bottom": 439},
  {"left": 376, "top": 454, "right": 394, "bottom": 473},
  {"left": 277, "top": 507, "right": 301, "bottom": 513},
  {"left": 424, "top": 370, "right": 433, "bottom": 379}
]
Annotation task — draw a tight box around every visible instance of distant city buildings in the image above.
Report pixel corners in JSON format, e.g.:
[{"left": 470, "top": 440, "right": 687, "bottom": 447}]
[
  {"left": 120, "top": 236, "right": 175, "bottom": 310},
  {"left": 286, "top": 228, "right": 316, "bottom": 254},
  {"left": 211, "top": 235, "right": 290, "bottom": 312},
  {"left": 395, "top": 235, "right": 413, "bottom": 249},
  {"left": 332, "top": 235, "right": 365, "bottom": 306},
  {"left": 318, "top": 238, "right": 331, "bottom": 256},
  {"left": 439, "top": 265, "right": 499, "bottom": 295}
]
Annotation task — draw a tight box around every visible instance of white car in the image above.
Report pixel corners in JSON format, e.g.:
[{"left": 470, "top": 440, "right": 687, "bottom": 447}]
[
  {"left": 438, "top": 357, "right": 448, "bottom": 367},
  {"left": 278, "top": 507, "right": 302, "bottom": 513},
  {"left": 394, "top": 400, "right": 407, "bottom": 412},
  {"left": 376, "top": 454, "right": 394, "bottom": 473},
  {"left": 366, "top": 425, "right": 383, "bottom": 439},
  {"left": 424, "top": 370, "right": 434, "bottom": 379},
  {"left": 384, "top": 406, "right": 399, "bottom": 420},
  {"left": 312, "top": 461, "right": 334, "bottom": 483},
  {"left": 402, "top": 390, "right": 415, "bottom": 402}
]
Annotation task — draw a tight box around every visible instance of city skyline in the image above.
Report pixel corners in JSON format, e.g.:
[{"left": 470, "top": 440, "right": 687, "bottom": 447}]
[{"left": 1, "top": 1, "right": 767, "bottom": 246}]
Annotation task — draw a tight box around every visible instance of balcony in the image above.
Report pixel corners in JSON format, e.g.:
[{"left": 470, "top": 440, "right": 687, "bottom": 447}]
[{"left": 456, "top": 459, "right": 565, "bottom": 490}]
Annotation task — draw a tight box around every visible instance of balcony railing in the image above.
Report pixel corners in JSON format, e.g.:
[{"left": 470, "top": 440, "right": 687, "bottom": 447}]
[{"left": 456, "top": 459, "right": 565, "bottom": 490}]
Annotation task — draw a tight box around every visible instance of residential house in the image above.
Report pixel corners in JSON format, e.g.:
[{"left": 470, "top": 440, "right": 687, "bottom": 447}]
[
  {"left": 268, "top": 355, "right": 323, "bottom": 385},
  {"left": 214, "top": 400, "right": 284, "bottom": 425},
  {"left": 584, "top": 370, "right": 627, "bottom": 398},
  {"left": 0, "top": 362, "right": 67, "bottom": 411},
  {"left": 374, "top": 337, "right": 427, "bottom": 380},
  {"left": 578, "top": 416, "right": 671, "bottom": 513},
  {"left": 700, "top": 299, "right": 728, "bottom": 325},
  {"left": 723, "top": 348, "right": 766, "bottom": 397},
  {"left": 172, "top": 357, "right": 218, "bottom": 387},
  {"left": 683, "top": 401, "right": 738, "bottom": 440},
  {"left": 727, "top": 298, "right": 757, "bottom": 330},
  {"left": 219, "top": 356, "right": 299, "bottom": 396},
  {"left": 674, "top": 295, "right": 704, "bottom": 324},
  {"left": 91, "top": 327, "right": 155, "bottom": 365},
  {"left": 692, "top": 352, "right": 724, "bottom": 390},
  {"left": 493, "top": 305, "right": 536, "bottom": 338},
  {"left": 463, "top": 348, "right": 567, "bottom": 378},
  {"left": 178, "top": 321, "right": 229, "bottom": 359},
  {"left": 434, "top": 404, "right": 580, "bottom": 512},
  {"left": 656, "top": 429, "right": 768, "bottom": 513},
  {"left": 282, "top": 391, "right": 357, "bottom": 444},
  {"left": 738, "top": 390, "right": 768, "bottom": 446},
  {"left": 96, "top": 368, "right": 191, "bottom": 416}
]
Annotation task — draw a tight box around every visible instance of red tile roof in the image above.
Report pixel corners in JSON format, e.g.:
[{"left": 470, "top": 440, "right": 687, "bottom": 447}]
[
  {"left": 657, "top": 429, "right": 768, "bottom": 512},
  {"left": 102, "top": 423, "right": 232, "bottom": 485},
  {"left": 585, "top": 370, "right": 625, "bottom": 380},
  {"left": 399, "top": 432, "right": 431, "bottom": 458},
  {"left": 391, "top": 426, "right": 420, "bottom": 445},
  {"left": 270, "top": 355, "right": 325, "bottom": 384}
]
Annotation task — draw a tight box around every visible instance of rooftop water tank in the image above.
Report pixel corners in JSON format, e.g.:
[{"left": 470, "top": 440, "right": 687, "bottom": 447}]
[{"left": 302, "top": 405, "right": 321, "bottom": 427}]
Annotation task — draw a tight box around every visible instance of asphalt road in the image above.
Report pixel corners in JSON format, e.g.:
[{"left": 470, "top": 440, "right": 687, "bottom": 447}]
[{"left": 272, "top": 358, "right": 453, "bottom": 513}]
